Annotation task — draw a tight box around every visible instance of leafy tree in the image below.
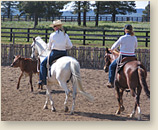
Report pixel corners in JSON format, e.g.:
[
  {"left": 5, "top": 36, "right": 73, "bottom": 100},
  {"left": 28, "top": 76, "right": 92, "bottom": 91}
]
[
  {"left": 94, "top": 1, "right": 136, "bottom": 23},
  {"left": 93, "top": 1, "right": 100, "bottom": 27},
  {"left": 17, "top": 1, "right": 68, "bottom": 28},
  {"left": 72, "top": 1, "right": 91, "bottom": 26},
  {"left": 1, "top": 1, "right": 18, "bottom": 18},
  {"left": 82, "top": 1, "right": 91, "bottom": 27},
  {"left": 44, "top": 1, "right": 69, "bottom": 20},
  {"left": 142, "top": 2, "right": 150, "bottom": 22},
  {"left": 72, "top": 1, "right": 81, "bottom": 26}
]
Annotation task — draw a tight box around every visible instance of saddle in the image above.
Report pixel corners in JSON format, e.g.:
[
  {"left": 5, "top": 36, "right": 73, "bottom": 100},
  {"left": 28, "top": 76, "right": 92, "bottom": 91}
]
[{"left": 117, "top": 57, "right": 137, "bottom": 73}]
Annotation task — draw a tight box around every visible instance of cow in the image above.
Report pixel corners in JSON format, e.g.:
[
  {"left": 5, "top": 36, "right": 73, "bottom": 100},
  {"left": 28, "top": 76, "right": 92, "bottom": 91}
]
[{"left": 10, "top": 55, "right": 42, "bottom": 92}]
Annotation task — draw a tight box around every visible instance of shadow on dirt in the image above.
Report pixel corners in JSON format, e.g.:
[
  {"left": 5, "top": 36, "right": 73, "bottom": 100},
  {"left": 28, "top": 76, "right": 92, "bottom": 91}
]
[
  {"left": 37, "top": 90, "right": 65, "bottom": 95},
  {"left": 75, "top": 111, "right": 149, "bottom": 121}
]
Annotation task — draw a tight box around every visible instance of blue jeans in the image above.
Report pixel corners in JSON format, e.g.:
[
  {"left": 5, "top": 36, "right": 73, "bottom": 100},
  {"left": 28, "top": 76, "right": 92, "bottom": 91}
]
[
  {"left": 108, "top": 55, "right": 135, "bottom": 84},
  {"left": 40, "top": 50, "right": 67, "bottom": 84}
]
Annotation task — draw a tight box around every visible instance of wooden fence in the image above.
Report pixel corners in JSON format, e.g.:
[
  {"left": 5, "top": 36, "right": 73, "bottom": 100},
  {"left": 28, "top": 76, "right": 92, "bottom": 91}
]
[
  {"left": 1, "top": 44, "right": 150, "bottom": 71},
  {"left": 1, "top": 15, "right": 150, "bottom": 22},
  {"left": 1, "top": 27, "right": 150, "bottom": 47}
]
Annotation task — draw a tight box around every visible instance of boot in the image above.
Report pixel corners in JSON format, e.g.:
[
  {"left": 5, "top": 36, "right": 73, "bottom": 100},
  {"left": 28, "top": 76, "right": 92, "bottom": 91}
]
[{"left": 106, "top": 82, "right": 114, "bottom": 88}]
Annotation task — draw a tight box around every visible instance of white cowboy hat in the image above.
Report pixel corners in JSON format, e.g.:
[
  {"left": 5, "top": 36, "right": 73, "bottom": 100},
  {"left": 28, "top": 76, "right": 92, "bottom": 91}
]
[{"left": 49, "top": 20, "right": 63, "bottom": 27}]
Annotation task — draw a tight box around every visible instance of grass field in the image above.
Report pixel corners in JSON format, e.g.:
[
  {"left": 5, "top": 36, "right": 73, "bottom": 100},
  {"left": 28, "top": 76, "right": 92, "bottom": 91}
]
[{"left": 1, "top": 21, "right": 150, "bottom": 48}]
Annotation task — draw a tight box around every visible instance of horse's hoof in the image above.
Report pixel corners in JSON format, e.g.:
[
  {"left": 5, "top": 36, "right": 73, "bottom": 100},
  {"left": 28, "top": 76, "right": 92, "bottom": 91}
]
[
  {"left": 70, "top": 111, "right": 74, "bottom": 115},
  {"left": 17, "top": 86, "right": 19, "bottom": 89},
  {"left": 64, "top": 106, "right": 69, "bottom": 112},
  {"left": 115, "top": 110, "right": 120, "bottom": 115},
  {"left": 51, "top": 107, "right": 56, "bottom": 112},
  {"left": 43, "top": 105, "right": 48, "bottom": 110},
  {"left": 120, "top": 106, "right": 125, "bottom": 112},
  {"left": 137, "top": 114, "right": 141, "bottom": 121},
  {"left": 127, "top": 114, "right": 134, "bottom": 118}
]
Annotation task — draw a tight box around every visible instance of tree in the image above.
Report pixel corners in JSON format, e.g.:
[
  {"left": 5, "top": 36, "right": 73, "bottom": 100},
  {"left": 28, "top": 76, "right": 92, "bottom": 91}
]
[
  {"left": 93, "top": 1, "right": 100, "bottom": 27},
  {"left": 72, "top": 1, "right": 91, "bottom": 26},
  {"left": 142, "top": 2, "right": 150, "bottom": 22},
  {"left": 18, "top": 1, "right": 68, "bottom": 28},
  {"left": 73, "top": 1, "right": 81, "bottom": 26},
  {"left": 94, "top": 1, "right": 136, "bottom": 23},
  {"left": 1, "top": 1, "right": 18, "bottom": 18},
  {"left": 44, "top": 1, "right": 69, "bottom": 20}
]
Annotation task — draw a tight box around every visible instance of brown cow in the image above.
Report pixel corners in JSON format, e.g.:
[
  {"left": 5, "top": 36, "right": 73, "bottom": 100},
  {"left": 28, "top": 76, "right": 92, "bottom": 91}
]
[{"left": 10, "top": 55, "right": 41, "bottom": 92}]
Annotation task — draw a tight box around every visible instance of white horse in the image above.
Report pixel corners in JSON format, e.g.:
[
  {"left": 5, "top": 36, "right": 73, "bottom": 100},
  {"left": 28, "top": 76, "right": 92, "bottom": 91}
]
[{"left": 31, "top": 36, "right": 94, "bottom": 114}]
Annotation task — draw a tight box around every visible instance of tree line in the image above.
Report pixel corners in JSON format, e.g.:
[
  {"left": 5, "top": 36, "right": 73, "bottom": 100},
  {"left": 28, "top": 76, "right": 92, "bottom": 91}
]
[{"left": 1, "top": 1, "right": 150, "bottom": 28}]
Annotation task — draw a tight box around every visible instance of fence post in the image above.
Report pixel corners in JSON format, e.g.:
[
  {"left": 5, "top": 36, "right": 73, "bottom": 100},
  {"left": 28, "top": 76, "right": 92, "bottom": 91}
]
[
  {"left": 13, "top": 33, "right": 15, "bottom": 45},
  {"left": 8, "top": 44, "right": 14, "bottom": 64},
  {"left": 10, "top": 28, "right": 13, "bottom": 41},
  {"left": 83, "top": 30, "right": 86, "bottom": 45},
  {"left": 103, "top": 30, "right": 105, "bottom": 46},
  {"left": 146, "top": 31, "right": 148, "bottom": 47},
  {"left": 45, "top": 29, "right": 48, "bottom": 43},
  {"left": 27, "top": 28, "right": 30, "bottom": 42}
]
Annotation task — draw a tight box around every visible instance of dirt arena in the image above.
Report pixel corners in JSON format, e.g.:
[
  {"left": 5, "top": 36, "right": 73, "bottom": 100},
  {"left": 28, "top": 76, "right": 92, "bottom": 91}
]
[{"left": 1, "top": 66, "right": 150, "bottom": 121}]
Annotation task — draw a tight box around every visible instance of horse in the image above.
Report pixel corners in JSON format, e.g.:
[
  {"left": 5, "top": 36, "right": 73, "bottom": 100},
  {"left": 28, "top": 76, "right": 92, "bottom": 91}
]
[
  {"left": 31, "top": 36, "right": 94, "bottom": 114},
  {"left": 104, "top": 48, "right": 150, "bottom": 120}
]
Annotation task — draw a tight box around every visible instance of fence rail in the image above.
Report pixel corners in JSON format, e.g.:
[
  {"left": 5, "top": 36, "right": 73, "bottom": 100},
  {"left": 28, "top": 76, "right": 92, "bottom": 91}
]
[
  {"left": 1, "top": 27, "right": 150, "bottom": 47},
  {"left": 1, "top": 44, "right": 150, "bottom": 71},
  {"left": 1, "top": 15, "right": 150, "bottom": 22}
]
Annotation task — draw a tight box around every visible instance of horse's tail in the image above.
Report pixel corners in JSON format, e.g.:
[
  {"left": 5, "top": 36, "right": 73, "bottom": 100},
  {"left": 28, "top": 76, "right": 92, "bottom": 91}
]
[
  {"left": 70, "top": 60, "right": 94, "bottom": 102},
  {"left": 138, "top": 65, "right": 150, "bottom": 98}
]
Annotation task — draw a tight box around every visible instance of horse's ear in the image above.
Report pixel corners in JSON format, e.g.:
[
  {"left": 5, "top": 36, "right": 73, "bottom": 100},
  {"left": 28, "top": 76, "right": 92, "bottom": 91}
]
[
  {"left": 106, "top": 47, "right": 110, "bottom": 53},
  {"left": 33, "top": 37, "right": 36, "bottom": 42},
  {"left": 13, "top": 55, "right": 16, "bottom": 59}
]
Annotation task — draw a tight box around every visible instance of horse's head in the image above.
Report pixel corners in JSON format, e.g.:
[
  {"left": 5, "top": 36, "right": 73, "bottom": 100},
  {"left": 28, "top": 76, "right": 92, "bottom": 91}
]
[
  {"left": 31, "top": 37, "right": 38, "bottom": 60},
  {"left": 31, "top": 36, "right": 47, "bottom": 60},
  {"left": 104, "top": 48, "right": 112, "bottom": 72},
  {"left": 104, "top": 48, "right": 120, "bottom": 72},
  {"left": 10, "top": 55, "right": 21, "bottom": 67}
]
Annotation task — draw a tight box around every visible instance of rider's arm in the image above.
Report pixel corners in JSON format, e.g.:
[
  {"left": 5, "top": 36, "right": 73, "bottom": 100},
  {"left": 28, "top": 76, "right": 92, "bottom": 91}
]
[
  {"left": 65, "top": 34, "right": 73, "bottom": 49},
  {"left": 111, "top": 37, "right": 122, "bottom": 51},
  {"left": 48, "top": 34, "right": 54, "bottom": 50},
  {"left": 135, "top": 36, "right": 138, "bottom": 49}
]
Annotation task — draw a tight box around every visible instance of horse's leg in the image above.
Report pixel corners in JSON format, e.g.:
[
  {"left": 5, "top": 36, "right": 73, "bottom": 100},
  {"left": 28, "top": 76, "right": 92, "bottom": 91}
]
[
  {"left": 115, "top": 86, "right": 125, "bottom": 115},
  {"left": 43, "top": 88, "right": 49, "bottom": 109},
  {"left": 46, "top": 85, "right": 56, "bottom": 112},
  {"left": 128, "top": 88, "right": 137, "bottom": 118},
  {"left": 17, "top": 72, "right": 23, "bottom": 90},
  {"left": 29, "top": 73, "right": 33, "bottom": 92},
  {"left": 136, "top": 86, "right": 142, "bottom": 120},
  {"left": 58, "top": 81, "right": 70, "bottom": 113},
  {"left": 71, "top": 84, "right": 77, "bottom": 115}
]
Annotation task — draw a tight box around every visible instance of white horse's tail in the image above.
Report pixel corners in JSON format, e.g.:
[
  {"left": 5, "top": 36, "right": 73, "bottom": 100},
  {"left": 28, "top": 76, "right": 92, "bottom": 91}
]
[{"left": 70, "top": 60, "right": 94, "bottom": 102}]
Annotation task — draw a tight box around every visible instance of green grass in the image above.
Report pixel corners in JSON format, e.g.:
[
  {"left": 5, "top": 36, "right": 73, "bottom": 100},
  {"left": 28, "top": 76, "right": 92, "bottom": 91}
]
[{"left": 1, "top": 21, "right": 150, "bottom": 48}]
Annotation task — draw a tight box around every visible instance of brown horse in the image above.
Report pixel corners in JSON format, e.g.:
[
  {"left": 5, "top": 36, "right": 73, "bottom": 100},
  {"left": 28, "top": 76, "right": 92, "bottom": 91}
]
[{"left": 104, "top": 48, "right": 150, "bottom": 120}]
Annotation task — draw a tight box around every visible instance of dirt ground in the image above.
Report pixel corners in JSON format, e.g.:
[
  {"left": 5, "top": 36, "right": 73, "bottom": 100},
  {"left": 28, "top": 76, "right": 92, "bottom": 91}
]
[{"left": 1, "top": 66, "right": 150, "bottom": 121}]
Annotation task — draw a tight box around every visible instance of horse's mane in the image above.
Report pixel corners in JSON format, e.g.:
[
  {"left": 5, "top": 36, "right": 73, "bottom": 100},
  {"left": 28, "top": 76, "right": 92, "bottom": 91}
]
[{"left": 34, "top": 36, "right": 48, "bottom": 52}]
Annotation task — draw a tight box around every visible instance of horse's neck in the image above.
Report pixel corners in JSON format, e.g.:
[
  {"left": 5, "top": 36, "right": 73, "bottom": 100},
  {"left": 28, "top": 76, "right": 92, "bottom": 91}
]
[
  {"left": 36, "top": 41, "right": 50, "bottom": 55},
  {"left": 110, "top": 52, "right": 119, "bottom": 62}
]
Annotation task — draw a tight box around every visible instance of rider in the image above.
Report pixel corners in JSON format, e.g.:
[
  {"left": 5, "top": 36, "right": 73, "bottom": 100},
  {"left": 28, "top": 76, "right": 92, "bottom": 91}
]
[
  {"left": 106, "top": 24, "right": 138, "bottom": 88},
  {"left": 39, "top": 20, "right": 73, "bottom": 85}
]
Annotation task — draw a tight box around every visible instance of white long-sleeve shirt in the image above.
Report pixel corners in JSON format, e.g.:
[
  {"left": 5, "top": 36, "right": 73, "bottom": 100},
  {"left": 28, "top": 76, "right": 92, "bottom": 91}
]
[
  {"left": 111, "top": 34, "right": 138, "bottom": 55},
  {"left": 48, "top": 30, "right": 73, "bottom": 51}
]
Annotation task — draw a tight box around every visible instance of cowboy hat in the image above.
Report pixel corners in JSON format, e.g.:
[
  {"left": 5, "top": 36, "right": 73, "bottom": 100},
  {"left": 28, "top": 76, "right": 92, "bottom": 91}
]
[{"left": 49, "top": 20, "right": 63, "bottom": 27}]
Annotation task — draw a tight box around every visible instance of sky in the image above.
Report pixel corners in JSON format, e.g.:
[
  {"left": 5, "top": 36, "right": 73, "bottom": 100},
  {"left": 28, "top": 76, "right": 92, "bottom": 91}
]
[
  {"left": 135, "top": 1, "right": 149, "bottom": 9},
  {"left": 62, "top": 1, "right": 149, "bottom": 11}
]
